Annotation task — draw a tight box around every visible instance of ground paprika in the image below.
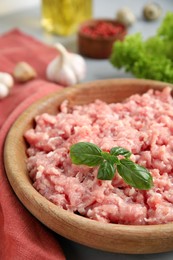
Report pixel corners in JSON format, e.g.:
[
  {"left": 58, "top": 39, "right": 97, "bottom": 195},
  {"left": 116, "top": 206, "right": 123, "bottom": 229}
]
[{"left": 80, "top": 20, "right": 125, "bottom": 38}]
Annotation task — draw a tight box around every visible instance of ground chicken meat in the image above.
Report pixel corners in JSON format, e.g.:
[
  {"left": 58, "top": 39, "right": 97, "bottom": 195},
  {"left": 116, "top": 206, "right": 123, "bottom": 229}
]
[{"left": 25, "top": 87, "right": 173, "bottom": 225}]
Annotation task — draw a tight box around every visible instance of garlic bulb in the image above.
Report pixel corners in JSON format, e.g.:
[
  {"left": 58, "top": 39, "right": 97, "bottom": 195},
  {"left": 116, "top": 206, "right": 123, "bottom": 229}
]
[
  {"left": 0, "top": 72, "right": 14, "bottom": 89},
  {"left": 116, "top": 7, "right": 136, "bottom": 27},
  {"left": 46, "top": 43, "right": 86, "bottom": 87},
  {"left": 0, "top": 83, "right": 9, "bottom": 99},
  {"left": 143, "top": 3, "right": 162, "bottom": 21},
  {"left": 13, "top": 62, "right": 37, "bottom": 82}
]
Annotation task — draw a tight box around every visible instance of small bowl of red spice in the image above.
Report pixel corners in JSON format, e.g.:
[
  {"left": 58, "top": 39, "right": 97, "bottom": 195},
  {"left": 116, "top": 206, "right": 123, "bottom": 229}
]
[{"left": 78, "top": 19, "right": 127, "bottom": 59}]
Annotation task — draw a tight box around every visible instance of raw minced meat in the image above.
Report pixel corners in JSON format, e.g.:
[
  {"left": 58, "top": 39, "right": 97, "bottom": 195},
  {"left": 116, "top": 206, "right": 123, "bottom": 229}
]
[{"left": 24, "top": 87, "right": 173, "bottom": 225}]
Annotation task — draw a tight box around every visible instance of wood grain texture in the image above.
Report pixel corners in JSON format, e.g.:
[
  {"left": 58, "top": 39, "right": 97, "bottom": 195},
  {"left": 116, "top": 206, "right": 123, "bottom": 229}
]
[{"left": 4, "top": 79, "right": 173, "bottom": 254}]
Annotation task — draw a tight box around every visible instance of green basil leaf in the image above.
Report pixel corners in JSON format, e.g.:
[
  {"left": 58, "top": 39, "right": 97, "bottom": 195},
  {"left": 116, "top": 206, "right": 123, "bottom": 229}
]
[
  {"left": 110, "top": 147, "right": 131, "bottom": 158},
  {"left": 70, "top": 142, "right": 153, "bottom": 190},
  {"left": 101, "top": 151, "right": 119, "bottom": 164},
  {"left": 97, "top": 161, "right": 116, "bottom": 180},
  {"left": 70, "top": 142, "right": 103, "bottom": 166},
  {"left": 117, "top": 159, "right": 153, "bottom": 190}
]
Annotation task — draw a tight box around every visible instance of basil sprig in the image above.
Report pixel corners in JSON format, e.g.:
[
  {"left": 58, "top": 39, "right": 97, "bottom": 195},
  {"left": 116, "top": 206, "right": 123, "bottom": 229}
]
[{"left": 70, "top": 142, "right": 153, "bottom": 190}]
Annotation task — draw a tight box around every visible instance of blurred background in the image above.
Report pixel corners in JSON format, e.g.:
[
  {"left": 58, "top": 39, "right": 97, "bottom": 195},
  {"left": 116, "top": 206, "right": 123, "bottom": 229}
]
[{"left": 0, "top": 0, "right": 39, "bottom": 15}]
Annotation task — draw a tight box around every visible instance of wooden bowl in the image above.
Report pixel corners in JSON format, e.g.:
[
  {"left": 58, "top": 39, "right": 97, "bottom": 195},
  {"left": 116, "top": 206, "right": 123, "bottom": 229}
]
[
  {"left": 4, "top": 79, "right": 173, "bottom": 254},
  {"left": 78, "top": 19, "right": 127, "bottom": 59}
]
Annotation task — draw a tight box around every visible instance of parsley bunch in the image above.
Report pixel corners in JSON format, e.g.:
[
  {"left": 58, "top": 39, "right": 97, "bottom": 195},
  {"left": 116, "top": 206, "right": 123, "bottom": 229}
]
[{"left": 70, "top": 142, "right": 153, "bottom": 190}]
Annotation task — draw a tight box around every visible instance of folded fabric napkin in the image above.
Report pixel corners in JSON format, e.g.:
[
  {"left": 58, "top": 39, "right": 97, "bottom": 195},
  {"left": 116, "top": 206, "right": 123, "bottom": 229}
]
[{"left": 0, "top": 29, "right": 66, "bottom": 260}]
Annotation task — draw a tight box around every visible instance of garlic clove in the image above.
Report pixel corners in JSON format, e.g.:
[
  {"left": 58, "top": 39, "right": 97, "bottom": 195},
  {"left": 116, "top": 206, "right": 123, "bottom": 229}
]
[
  {"left": 0, "top": 72, "right": 14, "bottom": 89},
  {"left": 69, "top": 53, "right": 86, "bottom": 82},
  {"left": 55, "top": 66, "right": 77, "bottom": 86},
  {"left": 0, "top": 83, "right": 9, "bottom": 99},
  {"left": 13, "top": 62, "right": 37, "bottom": 82},
  {"left": 46, "top": 43, "right": 86, "bottom": 87},
  {"left": 116, "top": 7, "right": 136, "bottom": 27},
  {"left": 47, "top": 57, "right": 77, "bottom": 86},
  {"left": 46, "top": 57, "right": 62, "bottom": 83}
]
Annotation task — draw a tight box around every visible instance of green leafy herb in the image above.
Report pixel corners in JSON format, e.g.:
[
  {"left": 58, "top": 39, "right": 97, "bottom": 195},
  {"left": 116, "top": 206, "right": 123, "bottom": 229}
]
[
  {"left": 110, "top": 12, "right": 173, "bottom": 83},
  {"left": 117, "top": 159, "right": 153, "bottom": 190},
  {"left": 69, "top": 142, "right": 103, "bottom": 166},
  {"left": 98, "top": 161, "right": 115, "bottom": 180},
  {"left": 110, "top": 147, "right": 131, "bottom": 158},
  {"left": 70, "top": 142, "right": 153, "bottom": 190}
]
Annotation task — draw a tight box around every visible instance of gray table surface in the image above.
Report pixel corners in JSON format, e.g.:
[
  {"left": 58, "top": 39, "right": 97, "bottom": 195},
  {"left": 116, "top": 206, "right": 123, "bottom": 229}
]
[{"left": 1, "top": 0, "right": 173, "bottom": 259}]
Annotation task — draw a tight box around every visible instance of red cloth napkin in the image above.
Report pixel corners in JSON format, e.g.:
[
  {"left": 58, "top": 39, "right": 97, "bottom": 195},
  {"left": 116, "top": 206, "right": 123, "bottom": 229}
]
[
  {"left": 0, "top": 29, "right": 66, "bottom": 260},
  {"left": 0, "top": 29, "right": 61, "bottom": 125}
]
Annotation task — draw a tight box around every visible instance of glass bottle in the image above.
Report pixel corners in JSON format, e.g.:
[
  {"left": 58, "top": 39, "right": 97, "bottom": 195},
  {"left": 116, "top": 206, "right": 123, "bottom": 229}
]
[{"left": 41, "top": 0, "right": 92, "bottom": 36}]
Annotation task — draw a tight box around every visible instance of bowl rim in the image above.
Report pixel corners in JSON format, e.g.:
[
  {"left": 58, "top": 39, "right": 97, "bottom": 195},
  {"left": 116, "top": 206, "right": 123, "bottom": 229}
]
[{"left": 4, "top": 78, "right": 173, "bottom": 254}]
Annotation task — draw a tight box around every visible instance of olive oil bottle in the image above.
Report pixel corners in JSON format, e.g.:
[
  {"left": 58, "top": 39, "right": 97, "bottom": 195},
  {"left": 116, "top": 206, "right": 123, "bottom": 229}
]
[{"left": 41, "top": 0, "right": 92, "bottom": 36}]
